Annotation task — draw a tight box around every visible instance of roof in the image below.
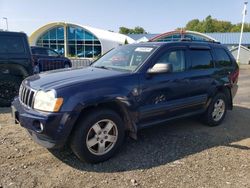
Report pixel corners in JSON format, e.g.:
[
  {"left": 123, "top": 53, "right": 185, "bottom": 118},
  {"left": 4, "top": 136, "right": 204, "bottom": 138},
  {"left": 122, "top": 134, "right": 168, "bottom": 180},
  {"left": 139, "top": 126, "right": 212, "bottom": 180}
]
[
  {"left": 205, "top": 32, "right": 250, "bottom": 45},
  {"left": 128, "top": 32, "right": 250, "bottom": 45},
  {"left": 82, "top": 25, "right": 135, "bottom": 44},
  {"left": 128, "top": 41, "right": 222, "bottom": 48},
  {"left": 127, "top": 34, "right": 158, "bottom": 41},
  {"left": 0, "top": 31, "right": 27, "bottom": 36}
]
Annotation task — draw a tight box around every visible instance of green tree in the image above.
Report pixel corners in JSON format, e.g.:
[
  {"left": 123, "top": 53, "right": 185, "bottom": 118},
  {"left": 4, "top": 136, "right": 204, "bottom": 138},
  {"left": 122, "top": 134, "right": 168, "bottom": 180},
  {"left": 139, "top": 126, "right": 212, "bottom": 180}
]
[
  {"left": 119, "top": 27, "right": 131, "bottom": 34},
  {"left": 215, "top": 21, "right": 232, "bottom": 32},
  {"left": 203, "top": 15, "right": 214, "bottom": 32},
  {"left": 119, "top": 26, "right": 147, "bottom": 34},
  {"left": 182, "top": 15, "right": 250, "bottom": 33},
  {"left": 185, "top": 19, "right": 200, "bottom": 31},
  {"left": 133, "top": 26, "right": 147, "bottom": 34},
  {"left": 231, "top": 23, "right": 250, "bottom": 32},
  {"left": 124, "top": 38, "right": 128, "bottom": 45}
]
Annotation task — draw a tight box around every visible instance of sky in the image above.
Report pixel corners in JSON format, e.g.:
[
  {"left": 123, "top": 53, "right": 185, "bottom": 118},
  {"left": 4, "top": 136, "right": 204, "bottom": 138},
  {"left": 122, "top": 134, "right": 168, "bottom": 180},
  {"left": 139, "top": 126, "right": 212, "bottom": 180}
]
[{"left": 0, "top": 0, "right": 248, "bottom": 36}]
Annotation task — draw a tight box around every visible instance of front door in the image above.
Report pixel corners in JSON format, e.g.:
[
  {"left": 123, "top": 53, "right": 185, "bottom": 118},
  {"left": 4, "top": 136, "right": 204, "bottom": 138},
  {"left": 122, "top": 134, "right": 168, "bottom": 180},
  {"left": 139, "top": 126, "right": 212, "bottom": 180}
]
[{"left": 138, "top": 46, "right": 193, "bottom": 126}]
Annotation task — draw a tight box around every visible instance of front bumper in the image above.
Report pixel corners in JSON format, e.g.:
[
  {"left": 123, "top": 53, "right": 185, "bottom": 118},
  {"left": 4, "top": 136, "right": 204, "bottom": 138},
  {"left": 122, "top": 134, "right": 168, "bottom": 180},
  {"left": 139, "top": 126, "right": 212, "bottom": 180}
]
[{"left": 12, "top": 97, "right": 76, "bottom": 149}]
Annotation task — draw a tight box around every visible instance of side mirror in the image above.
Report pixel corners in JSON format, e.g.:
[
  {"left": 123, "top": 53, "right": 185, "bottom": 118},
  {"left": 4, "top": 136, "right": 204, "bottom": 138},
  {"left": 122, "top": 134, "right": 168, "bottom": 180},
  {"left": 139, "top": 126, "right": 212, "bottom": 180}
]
[{"left": 147, "top": 63, "right": 173, "bottom": 74}]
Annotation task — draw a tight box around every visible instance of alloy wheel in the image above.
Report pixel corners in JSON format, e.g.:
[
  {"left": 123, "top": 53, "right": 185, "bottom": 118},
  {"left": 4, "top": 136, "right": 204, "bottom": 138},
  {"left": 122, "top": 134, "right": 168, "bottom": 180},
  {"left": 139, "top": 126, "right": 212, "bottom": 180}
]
[
  {"left": 86, "top": 119, "right": 118, "bottom": 156},
  {"left": 212, "top": 99, "right": 225, "bottom": 121}
]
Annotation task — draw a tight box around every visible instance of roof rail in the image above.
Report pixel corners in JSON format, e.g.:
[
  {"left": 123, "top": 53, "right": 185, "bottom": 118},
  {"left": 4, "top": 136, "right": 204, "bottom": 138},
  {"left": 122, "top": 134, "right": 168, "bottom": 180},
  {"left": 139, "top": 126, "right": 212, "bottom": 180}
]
[
  {"left": 179, "top": 37, "right": 220, "bottom": 44},
  {"left": 149, "top": 37, "right": 221, "bottom": 44}
]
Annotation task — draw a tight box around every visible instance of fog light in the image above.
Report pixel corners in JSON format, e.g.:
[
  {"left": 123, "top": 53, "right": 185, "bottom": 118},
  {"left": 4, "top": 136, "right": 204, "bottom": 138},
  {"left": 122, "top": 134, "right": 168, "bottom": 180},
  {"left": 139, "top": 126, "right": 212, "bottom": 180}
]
[{"left": 33, "top": 120, "right": 44, "bottom": 133}]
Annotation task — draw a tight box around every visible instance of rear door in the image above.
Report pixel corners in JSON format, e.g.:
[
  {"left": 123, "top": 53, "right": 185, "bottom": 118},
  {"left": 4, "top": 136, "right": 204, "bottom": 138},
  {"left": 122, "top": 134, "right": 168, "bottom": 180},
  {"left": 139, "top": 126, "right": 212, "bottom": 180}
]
[
  {"left": 212, "top": 47, "right": 239, "bottom": 98},
  {"left": 185, "top": 45, "right": 216, "bottom": 110}
]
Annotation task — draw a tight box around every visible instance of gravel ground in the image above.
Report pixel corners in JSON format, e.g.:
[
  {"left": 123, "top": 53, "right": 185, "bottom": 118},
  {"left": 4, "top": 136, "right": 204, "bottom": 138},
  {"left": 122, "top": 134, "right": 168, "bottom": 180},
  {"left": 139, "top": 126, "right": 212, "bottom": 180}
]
[{"left": 0, "top": 67, "right": 250, "bottom": 188}]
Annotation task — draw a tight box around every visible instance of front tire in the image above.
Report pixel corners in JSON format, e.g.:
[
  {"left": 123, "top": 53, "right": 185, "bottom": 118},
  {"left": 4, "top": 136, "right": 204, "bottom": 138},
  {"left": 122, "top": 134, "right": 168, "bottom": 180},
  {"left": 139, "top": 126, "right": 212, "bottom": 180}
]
[
  {"left": 70, "top": 109, "right": 125, "bottom": 163},
  {"left": 203, "top": 93, "right": 228, "bottom": 127}
]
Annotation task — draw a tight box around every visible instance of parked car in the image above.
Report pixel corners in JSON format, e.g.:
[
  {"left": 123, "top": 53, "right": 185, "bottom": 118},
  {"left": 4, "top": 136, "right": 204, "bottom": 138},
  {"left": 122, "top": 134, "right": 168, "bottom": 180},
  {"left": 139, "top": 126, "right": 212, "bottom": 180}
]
[
  {"left": 31, "top": 46, "right": 72, "bottom": 72},
  {"left": 77, "top": 50, "right": 100, "bottom": 58},
  {"left": 0, "top": 31, "right": 33, "bottom": 107},
  {"left": 12, "top": 41, "right": 239, "bottom": 163}
]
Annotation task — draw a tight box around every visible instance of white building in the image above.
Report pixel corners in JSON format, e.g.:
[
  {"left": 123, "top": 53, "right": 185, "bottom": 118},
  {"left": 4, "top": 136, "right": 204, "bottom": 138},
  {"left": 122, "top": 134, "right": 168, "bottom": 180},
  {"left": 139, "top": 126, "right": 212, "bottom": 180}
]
[
  {"left": 29, "top": 22, "right": 135, "bottom": 58},
  {"left": 231, "top": 46, "right": 250, "bottom": 64}
]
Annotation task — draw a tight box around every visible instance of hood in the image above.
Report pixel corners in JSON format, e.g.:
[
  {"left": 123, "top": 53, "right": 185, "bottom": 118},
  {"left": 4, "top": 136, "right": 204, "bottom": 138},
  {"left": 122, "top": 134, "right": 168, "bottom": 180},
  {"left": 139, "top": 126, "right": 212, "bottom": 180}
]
[{"left": 24, "top": 67, "right": 127, "bottom": 90}]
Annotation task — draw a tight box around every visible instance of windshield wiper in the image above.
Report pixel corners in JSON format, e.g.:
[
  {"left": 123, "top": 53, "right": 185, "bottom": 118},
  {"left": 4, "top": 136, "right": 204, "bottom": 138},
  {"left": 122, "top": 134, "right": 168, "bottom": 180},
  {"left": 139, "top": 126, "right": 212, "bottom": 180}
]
[{"left": 93, "top": 65, "right": 110, "bottom": 70}]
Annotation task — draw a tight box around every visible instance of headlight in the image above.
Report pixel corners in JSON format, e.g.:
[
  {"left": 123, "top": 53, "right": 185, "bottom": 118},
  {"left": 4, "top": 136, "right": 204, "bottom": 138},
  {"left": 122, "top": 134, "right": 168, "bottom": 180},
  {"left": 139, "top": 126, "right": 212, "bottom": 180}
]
[{"left": 34, "top": 90, "right": 63, "bottom": 112}]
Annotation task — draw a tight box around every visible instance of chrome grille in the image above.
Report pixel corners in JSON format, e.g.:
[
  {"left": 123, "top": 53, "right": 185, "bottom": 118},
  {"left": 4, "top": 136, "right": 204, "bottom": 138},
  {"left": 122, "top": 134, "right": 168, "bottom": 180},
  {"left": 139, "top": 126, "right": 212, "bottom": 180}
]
[{"left": 19, "top": 84, "right": 36, "bottom": 107}]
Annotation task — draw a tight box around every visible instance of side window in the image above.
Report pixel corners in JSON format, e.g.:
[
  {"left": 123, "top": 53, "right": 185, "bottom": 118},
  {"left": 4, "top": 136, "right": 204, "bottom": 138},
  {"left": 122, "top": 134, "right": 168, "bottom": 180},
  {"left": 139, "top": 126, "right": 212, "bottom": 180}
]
[
  {"left": 32, "top": 49, "right": 40, "bottom": 55},
  {"left": 0, "top": 36, "right": 25, "bottom": 53},
  {"left": 189, "top": 49, "right": 213, "bottom": 69},
  {"left": 213, "top": 48, "right": 232, "bottom": 67},
  {"left": 32, "top": 48, "right": 47, "bottom": 55},
  {"left": 156, "top": 49, "right": 186, "bottom": 72},
  {"left": 47, "top": 49, "right": 59, "bottom": 57}
]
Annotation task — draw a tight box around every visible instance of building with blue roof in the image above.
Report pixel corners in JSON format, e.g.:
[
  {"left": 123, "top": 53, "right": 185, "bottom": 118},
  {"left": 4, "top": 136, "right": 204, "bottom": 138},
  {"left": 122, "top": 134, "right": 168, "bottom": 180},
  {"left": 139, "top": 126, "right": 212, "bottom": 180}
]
[
  {"left": 128, "top": 31, "right": 250, "bottom": 64},
  {"left": 206, "top": 32, "right": 250, "bottom": 49},
  {"left": 128, "top": 32, "right": 250, "bottom": 49}
]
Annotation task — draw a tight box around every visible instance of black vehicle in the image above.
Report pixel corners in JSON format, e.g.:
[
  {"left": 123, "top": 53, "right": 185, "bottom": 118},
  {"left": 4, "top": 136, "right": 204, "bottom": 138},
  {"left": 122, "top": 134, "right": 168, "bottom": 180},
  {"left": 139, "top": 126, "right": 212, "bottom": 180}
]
[
  {"left": 0, "top": 31, "right": 33, "bottom": 107},
  {"left": 31, "top": 46, "right": 72, "bottom": 72},
  {"left": 12, "top": 41, "right": 239, "bottom": 163}
]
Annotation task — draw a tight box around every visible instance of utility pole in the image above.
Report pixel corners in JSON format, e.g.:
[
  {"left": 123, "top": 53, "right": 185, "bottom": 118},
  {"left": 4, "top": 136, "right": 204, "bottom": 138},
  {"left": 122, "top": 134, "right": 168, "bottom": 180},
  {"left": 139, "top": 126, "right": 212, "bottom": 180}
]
[
  {"left": 2, "top": 17, "right": 8, "bottom": 31},
  {"left": 237, "top": 1, "right": 248, "bottom": 63}
]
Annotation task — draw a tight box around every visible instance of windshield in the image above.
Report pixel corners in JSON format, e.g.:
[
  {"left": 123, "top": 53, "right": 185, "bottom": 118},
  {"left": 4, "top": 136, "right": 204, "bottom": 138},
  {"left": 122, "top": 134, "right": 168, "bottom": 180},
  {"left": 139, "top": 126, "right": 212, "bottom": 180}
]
[{"left": 92, "top": 45, "right": 156, "bottom": 72}]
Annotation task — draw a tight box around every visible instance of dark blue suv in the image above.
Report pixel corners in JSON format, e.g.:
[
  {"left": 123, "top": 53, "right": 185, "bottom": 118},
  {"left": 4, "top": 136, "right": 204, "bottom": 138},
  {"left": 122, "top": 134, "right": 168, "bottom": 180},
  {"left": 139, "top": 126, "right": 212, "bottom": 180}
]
[{"left": 12, "top": 41, "right": 239, "bottom": 163}]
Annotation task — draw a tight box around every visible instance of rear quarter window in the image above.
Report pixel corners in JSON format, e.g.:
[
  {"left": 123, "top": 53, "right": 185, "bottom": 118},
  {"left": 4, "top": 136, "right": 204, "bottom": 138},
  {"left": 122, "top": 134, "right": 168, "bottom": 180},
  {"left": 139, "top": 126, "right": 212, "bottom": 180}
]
[
  {"left": 213, "top": 48, "right": 232, "bottom": 67},
  {"left": 0, "top": 36, "right": 25, "bottom": 53},
  {"left": 189, "top": 49, "right": 213, "bottom": 69}
]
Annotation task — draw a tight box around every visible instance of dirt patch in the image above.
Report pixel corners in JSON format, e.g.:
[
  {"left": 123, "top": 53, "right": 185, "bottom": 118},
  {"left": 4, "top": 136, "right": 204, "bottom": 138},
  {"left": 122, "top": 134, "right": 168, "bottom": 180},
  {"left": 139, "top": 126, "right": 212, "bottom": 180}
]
[{"left": 0, "top": 68, "right": 250, "bottom": 188}]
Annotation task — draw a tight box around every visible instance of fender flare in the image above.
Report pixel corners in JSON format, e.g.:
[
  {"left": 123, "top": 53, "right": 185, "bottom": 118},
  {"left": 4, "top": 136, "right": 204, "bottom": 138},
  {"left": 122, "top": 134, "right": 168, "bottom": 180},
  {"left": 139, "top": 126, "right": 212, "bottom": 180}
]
[{"left": 70, "top": 98, "right": 138, "bottom": 139}]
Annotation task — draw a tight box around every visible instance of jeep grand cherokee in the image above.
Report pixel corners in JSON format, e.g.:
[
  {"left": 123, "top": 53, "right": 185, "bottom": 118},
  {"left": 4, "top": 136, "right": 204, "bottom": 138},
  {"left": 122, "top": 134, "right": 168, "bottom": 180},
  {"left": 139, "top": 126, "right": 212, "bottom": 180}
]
[{"left": 12, "top": 41, "right": 239, "bottom": 163}]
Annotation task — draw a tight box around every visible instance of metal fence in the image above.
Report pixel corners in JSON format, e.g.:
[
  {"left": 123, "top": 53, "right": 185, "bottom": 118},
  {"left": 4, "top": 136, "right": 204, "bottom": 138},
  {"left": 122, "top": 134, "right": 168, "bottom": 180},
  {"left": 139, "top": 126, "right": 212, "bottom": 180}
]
[
  {"left": 36, "top": 58, "right": 93, "bottom": 73},
  {"left": 69, "top": 58, "right": 93, "bottom": 68}
]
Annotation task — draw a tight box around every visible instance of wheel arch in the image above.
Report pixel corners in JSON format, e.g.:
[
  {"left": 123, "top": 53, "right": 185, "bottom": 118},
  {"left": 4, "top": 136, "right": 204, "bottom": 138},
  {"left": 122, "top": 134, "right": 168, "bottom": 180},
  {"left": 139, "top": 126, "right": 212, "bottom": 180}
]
[
  {"left": 0, "top": 64, "right": 30, "bottom": 78},
  {"left": 67, "top": 99, "right": 137, "bottom": 143},
  {"left": 215, "top": 86, "right": 233, "bottom": 110}
]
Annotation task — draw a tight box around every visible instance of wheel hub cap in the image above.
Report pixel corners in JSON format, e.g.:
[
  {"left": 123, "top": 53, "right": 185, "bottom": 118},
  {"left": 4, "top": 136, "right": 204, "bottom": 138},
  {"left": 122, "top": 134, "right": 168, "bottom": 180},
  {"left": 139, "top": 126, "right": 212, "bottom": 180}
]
[
  {"left": 212, "top": 99, "right": 225, "bottom": 121},
  {"left": 86, "top": 119, "right": 118, "bottom": 156}
]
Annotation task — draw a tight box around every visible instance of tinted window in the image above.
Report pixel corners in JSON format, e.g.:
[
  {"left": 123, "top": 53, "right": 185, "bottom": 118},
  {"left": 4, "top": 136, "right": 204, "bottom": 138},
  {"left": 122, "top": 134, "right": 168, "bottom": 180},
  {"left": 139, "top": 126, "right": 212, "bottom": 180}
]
[
  {"left": 47, "top": 49, "right": 58, "bottom": 57},
  {"left": 190, "top": 49, "right": 213, "bottom": 69},
  {"left": 31, "top": 48, "right": 47, "bottom": 55},
  {"left": 156, "top": 49, "right": 186, "bottom": 72},
  {"left": 213, "top": 48, "right": 232, "bottom": 67},
  {"left": 0, "top": 36, "right": 25, "bottom": 53}
]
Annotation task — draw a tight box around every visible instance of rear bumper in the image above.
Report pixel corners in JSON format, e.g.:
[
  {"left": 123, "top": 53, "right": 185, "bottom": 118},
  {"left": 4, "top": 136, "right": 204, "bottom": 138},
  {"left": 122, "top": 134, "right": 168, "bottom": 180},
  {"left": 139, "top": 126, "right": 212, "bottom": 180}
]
[{"left": 12, "top": 97, "right": 76, "bottom": 149}]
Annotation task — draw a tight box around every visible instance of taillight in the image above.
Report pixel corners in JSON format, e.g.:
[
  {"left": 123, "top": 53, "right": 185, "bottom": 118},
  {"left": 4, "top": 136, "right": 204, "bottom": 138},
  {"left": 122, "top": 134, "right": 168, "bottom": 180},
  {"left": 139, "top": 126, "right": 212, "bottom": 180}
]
[{"left": 229, "top": 69, "right": 239, "bottom": 84}]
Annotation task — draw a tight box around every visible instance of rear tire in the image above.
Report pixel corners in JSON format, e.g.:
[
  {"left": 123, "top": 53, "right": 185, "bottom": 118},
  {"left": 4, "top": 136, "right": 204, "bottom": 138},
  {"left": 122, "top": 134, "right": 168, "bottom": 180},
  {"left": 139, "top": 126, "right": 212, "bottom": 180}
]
[
  {"left": 0, "top": 75, "right": 22, "bottom": 107},
  {"left": 70, "top": 109, "right": 125, "bottom": 163},
  {"left": 203, "top": 93, "right": 228, "bottom": 127}
]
